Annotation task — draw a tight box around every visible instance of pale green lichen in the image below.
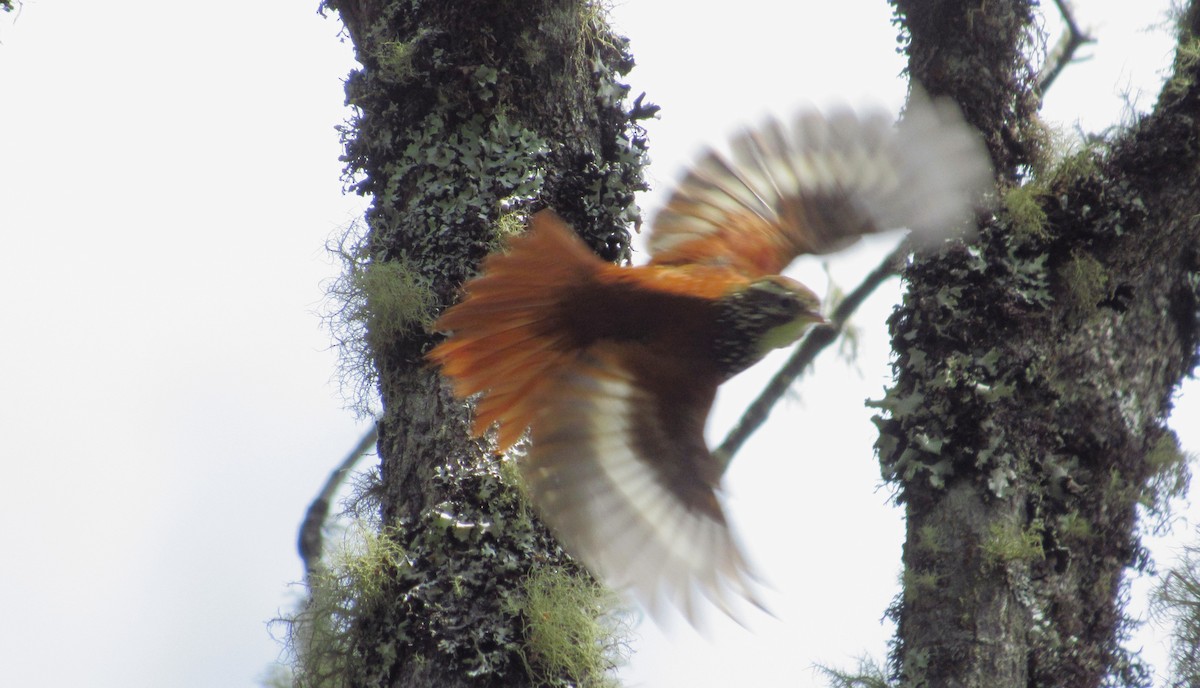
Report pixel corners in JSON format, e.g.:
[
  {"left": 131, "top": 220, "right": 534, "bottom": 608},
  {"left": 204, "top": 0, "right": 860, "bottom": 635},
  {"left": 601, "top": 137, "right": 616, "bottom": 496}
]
[
  {"left": 509, "top": 565, "right": 628, "bottom": 688},
  {"left": 376, "top": 39, "right": 419, "bottom": 83},
  {"left": 277, "top": 524, "right": 413, "bottom": 688},
  {"left": 323, "top": 223, "right": 437, "bottom": 417},
  {"left": 358, "top": 258, "right": 437, "bottom": 341},
  {"left": 315, "top": 1, "right": 650, "bottom": 684},
  {"left": 493, "top": 209, "right": 530, "bottom": 247}
]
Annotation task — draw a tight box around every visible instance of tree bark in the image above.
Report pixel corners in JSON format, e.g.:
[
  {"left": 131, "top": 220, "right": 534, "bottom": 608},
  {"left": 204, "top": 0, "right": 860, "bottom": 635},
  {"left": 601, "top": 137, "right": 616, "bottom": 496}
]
[
  {"left": 878, "top": 1, "right": 1200, "bottom": 686},
  {"left": 301, "top": 1, "right": 1200, "bottom": 686},
  {"left": 312, "top": 1, "right": 647, "bottom": 686}
]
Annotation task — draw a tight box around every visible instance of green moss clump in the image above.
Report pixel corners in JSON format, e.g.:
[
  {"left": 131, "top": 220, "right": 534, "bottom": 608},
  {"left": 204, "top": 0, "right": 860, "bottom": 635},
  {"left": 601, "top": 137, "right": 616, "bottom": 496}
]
[
  {"left": 1147, "top": 429, "right": 1189, "bottom": 475},
  {"left": 1046, "top": 142, "right": 1104, "bottom": 191},
  {"left": 1056, "top": 511, "right": 1094, "bottom": 542},
  {"left": 511, "top": 565, "right": 628, "bottom": 688},
  {"left": 276, "top": 454, "right": 630, "bottom": 688},
  {"left": 323, "top": 223, "right": 438, "bottom": 416},
  {"left": 1163, "top": 37, "right": 1200, "bottom": 102},
  {"left": 1003, "top": 184, "right": 1049, "bottom": 241},
  {"left": 901, "top": 568, "right": 941, "bottom": 603},
  {"left": 278, "top": 524, "right": 413, "bottom": 688},
  {"left": 1057, "top": 249, "right": 1109, "bottom": 319},
  {"left": 916, "top": 523, "right": 948, "bottom": 555},
  {"left": 982, "top": 518, "right": 1045, "bottom": 567},
  {"left": 1141, "top": 429, "right": 1193, "bottom": 534},
  {"left": 357, "top": 258, "right": 437, "bottom": 342},
  {"left": 376, "top": 39, "right": 419, "bottom": 83},
  {"left": 492, "top": 209, "right": 530, "bottom": 247}
]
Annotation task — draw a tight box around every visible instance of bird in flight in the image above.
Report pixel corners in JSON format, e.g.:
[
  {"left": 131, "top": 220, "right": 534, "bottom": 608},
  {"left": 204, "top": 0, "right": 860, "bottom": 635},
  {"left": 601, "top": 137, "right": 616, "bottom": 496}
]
[{"left": 428, "top": 88, "right": 991, "bottom": 623}]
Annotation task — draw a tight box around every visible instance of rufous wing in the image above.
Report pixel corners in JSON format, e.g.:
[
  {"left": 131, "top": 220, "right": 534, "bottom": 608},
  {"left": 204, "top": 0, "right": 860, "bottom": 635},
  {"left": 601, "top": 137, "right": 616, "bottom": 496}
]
[
  {"left": 520, "top": 343, "right": 764, "bottom": 624},
  {"left": 648, "top": 88, "right": 992, "bottom": 277}
]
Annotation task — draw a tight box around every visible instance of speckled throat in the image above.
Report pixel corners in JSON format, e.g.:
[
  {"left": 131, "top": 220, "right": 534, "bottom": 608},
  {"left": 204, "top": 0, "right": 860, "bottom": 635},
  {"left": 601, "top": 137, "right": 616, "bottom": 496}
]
[{"left": 710, "top": 282, "right": 819, "bottom": 379}]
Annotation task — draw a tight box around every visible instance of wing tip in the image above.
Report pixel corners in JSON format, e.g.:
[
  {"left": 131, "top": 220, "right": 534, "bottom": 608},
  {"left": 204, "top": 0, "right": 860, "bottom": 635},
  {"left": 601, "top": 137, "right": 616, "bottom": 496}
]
[{"left": 645, "top": 91, "right": 994, "bottom": 269}]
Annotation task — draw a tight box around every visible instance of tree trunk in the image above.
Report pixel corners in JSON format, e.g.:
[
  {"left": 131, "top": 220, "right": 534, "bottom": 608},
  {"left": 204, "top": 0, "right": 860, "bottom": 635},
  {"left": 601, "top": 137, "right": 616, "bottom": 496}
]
[
  {"left": 878, "top": 1, "right": 1200, "bottom": 686},
  {"left": 300, "top": 1, "right": 1200, "bottom": 686},
  {"left": 310, "top": 1, "right": 648, "bottom": 686}
]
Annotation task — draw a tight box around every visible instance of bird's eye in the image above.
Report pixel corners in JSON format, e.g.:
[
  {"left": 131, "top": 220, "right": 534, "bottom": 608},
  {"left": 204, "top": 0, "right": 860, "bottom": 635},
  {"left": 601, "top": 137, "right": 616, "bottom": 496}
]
[{"left": 778, "top": 294, "right": 796, "bottom": 311}]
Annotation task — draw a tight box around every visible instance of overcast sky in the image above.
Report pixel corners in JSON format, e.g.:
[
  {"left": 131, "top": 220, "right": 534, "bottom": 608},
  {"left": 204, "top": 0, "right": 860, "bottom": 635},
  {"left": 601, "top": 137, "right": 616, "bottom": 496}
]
[{"left": 1, "top": 1, "right": 1196, "bottom": 687}]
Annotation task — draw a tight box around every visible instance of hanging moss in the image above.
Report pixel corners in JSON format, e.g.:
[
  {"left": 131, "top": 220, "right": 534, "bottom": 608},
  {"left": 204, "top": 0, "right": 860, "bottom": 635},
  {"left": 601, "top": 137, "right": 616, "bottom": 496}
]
[
  {"left": 358, "top": 258, "right": 437, "bottom": 342},
  {"left": 311, "top": 2, "right": 649, "bottom": 686},
  {"left": 279, "top": 524, "right": 414, "bottom": 688},
  {"left": 509, "top": 566, "right": 628, "bottom": 688}
]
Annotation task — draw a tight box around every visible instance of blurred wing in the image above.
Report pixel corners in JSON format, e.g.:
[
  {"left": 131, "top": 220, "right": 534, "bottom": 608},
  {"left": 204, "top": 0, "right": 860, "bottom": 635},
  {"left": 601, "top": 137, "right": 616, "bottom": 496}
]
[
  {"left": 648, "top": 88, "right": 992, "bottom": 277},
  {"left": 521, "top": 344, "right": 763, "bottom": 623}
]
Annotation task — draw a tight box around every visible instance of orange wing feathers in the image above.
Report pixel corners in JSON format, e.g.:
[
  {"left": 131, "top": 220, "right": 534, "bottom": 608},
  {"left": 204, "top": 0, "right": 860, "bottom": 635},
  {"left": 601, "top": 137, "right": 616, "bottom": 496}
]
[
  {"left": 428, "top": 209, "right": 747, "bottom": 448},
  {"left": 648, "top": 89, "right": 991, "bottom": 277}
]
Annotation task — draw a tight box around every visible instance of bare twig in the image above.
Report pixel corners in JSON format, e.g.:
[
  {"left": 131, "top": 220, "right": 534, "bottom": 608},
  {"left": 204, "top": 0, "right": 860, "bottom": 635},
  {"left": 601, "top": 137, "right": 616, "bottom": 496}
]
[
  {"left": 714, "top": 241, "right": 911, "bottom": 470},
  {"left": 298, "top": 424, "right": 379, "bottom": 575},
  {"left": 1038, "top": 0, "right": 1096, "bottom": 95}
]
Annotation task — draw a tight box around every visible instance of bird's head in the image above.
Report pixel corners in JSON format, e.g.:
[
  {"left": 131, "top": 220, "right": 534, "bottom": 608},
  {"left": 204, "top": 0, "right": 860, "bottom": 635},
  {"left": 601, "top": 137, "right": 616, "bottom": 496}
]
[{"left": 712, "top": 275, "right": 825, "bottom": 379}]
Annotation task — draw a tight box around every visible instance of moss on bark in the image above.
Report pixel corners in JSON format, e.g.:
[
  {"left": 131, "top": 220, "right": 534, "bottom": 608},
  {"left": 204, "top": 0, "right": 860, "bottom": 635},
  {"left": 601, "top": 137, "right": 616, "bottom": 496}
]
[
  {"left": 307, "top": 1, "right": 650, "bottom": 685},
  {"left": 878, "top": 2, "right": 1200, "bottom": 686}
]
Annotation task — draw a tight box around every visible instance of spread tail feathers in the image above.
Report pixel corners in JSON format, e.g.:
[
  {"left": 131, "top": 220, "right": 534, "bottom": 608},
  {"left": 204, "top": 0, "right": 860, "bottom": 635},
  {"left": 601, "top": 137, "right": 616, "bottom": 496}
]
[{"left": 427, "top": 210, "right": 601, "bottom": 449}]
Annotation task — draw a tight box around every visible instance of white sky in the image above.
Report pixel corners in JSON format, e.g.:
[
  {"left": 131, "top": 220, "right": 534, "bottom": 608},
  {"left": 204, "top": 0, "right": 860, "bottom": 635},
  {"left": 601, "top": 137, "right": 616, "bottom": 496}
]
[{"left": 0, "top": 1, "right": 1195, "bottom": 687}]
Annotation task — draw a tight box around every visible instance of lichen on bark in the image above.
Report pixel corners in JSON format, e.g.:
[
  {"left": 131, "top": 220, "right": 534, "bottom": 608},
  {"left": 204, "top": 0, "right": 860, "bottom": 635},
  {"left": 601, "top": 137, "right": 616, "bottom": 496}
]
[
  {"left": 304, "top": 1, "right": 651, "bottom": 686},
  {"left": 876, "top": 1, "right": 1200, "bottom": 686}
]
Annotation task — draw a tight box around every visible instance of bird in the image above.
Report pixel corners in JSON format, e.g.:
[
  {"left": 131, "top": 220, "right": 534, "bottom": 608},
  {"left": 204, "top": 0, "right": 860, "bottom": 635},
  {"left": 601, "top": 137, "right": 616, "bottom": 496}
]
[{"left": 427, "top": 88, "right": 991, "bottom": 623}]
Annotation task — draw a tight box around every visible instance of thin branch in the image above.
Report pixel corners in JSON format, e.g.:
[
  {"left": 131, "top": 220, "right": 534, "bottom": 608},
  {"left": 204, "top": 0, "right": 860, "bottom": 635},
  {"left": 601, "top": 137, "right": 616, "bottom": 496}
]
[
  {"left": 298, "top": 424, "right": 379, "bottom": 576},
  {"left": 1037, "top": 0, "right": 1096, "bottom": 95},
  {"left": 714, "top": 241, "right": 911, "bottom": 470}
]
